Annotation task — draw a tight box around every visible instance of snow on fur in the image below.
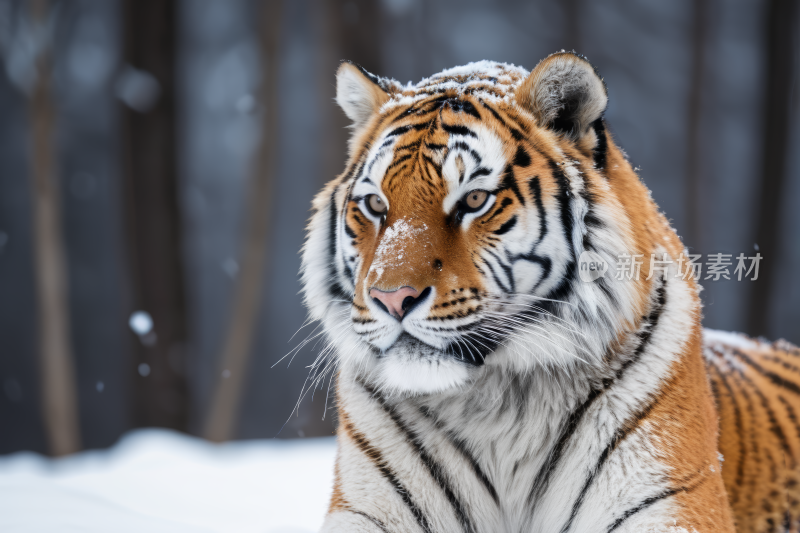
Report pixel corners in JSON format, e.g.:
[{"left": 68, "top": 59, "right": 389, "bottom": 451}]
[{"left": 380, "top": 60, "right": 529, "bottom": 111}]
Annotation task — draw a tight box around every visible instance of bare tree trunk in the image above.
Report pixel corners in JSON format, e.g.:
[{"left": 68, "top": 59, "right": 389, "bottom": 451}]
[
  {"left": 286, "top": 0, "right": 384, "bottom": 436},
  {"left": 317, "top": 0, "right": 383, "bottom": 189},
  {"left": 28, "top": 0, "right": 81, "bottom": 456},
  {"left": 684, "top": 0, "right": 709, "bottom": 252},
  {"left": 562, "top": 0, "right": 582, "bottom": 53},
  {"left": 746, "top": 0, "right": 798, "bottom": 337},
  {"left": 121, "top": 0, "right": 188, "bottom": 431},
  {"left": 204, "top": 0, "right": 282, "bottom": 443}
]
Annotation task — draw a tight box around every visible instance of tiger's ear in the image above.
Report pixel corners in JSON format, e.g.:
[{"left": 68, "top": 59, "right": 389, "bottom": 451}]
[
  {"left": 336, "top": 62, "right": 391, "bottom": 131},
  {"left": 516, "top": 52, "right": 607, "bottom": 141}
]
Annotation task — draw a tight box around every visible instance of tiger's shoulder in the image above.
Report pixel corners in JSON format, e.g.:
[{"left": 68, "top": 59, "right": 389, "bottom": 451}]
[{"left": 703, "top": 328, "right": 800, "bottom": 532}]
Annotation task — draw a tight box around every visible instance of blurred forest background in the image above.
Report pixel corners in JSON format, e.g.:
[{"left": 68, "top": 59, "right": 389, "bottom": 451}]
[{"left": 0, "top": 0, "right": 798, "bottom": 456}]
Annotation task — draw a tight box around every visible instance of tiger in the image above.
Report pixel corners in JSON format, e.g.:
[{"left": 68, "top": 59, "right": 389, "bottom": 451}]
[{"left": 299, "top": 52, "right": 800, "bottom": 532}]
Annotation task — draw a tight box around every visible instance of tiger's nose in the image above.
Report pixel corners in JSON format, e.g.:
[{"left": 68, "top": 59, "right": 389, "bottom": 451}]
[{"left": 369, "top": 286, "right": 421, "bottom": 320}]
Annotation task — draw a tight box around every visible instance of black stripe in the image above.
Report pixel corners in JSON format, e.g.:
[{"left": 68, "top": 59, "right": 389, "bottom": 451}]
[
  {"left": 500, "top": 164, "right": 525, "bottom": 206},
  {"left": 731, "top": 348, "right": 800, "bottom": 397},
  {"left": 346, "top": 61, "right": 387, "bottom": 90},
  {"left": 351, "top": 211, "right": 367, "bottom": 228},
  {"left": 426, "top": 93, "right": 452, "bottom": 105},
  {"left": 726, "top": 364, "right": 762, "bottom": 509},
  {"left": 441, "top": 122, "right": 477, "bottom": 138},
  {"left": 390, "top": 103, "right": 438, "bottom": 124},
  {"left": 707, "top": 362, "right": 745, "bottom": 502},
  {"left": 402, "top": 119, "right": 437, "bottom": 132},
  {"left": 396, "top": 140, "right": 422, "bottom": 153},
  {"left": 551, "top": 161, "right": 574, "bottom": 253},
  {"left": 425, "top": 142, "right": 447, "bottom": 150},
  {"left": 467, "top": 167, "right": 491, "bottom": 182},
  {"left": 527, "top": 281, "right": 667, "bottom": 505},
  {"left": 778, "top": 395, "right": 800, "bottom": 448},
  {"left": 391, "top": 106, "right": 434, "bottom": 124},
  {"left": 447, "top": 98, "right": 481, "bottom": 119},
  {"left": 763, "top": 353, "right": 800, "bottom": 376},
  {"left": 591, "top": 118, "right": 608, "bottom": 171},
  {"left": 513, "top": 146, "right": 531, "bottom": 168},
  {"left": 728, "top": 357, "right": 796, "bottom": 466},
  {"left": 416, "top": 94, "right": 451, "bottom": 113},
  {"left": 417, "top": 154, "right": 439, "bottom": 188},
  {"left": 477, "top": 99, "right": 527, "bottom": 141},
  {"left": 478, "top": 98, "right": 507, "bottom": 125},
  {"left": 501, "top": 109, "right": 532, "bottom": 137},
  {"left": 327, "top": 186, "right": 348, "bottom": 299},
  {"left": 525, "top": 254, "right": 553, "bottom": 293},
  {"left": 344, "top": 415, "right": 433, "bottom": 533},
  {"left": 606, "top": 481, "right": 701, "bottom": 533},
  {"left": 485, "top": 197, "right": 513, "bottom": 223},
  {"left": 387, "top": 125, "right": 412, "bottom": 137},
  {"left": 494, "top": 216, "right": 517, "bottom": 235},
  {"left": 708, "top": 372, "right": 720, "bottom": 409},
  {"left": 559, "top": 386, "right": 668, "bottom": 533},
  {"left": 342, "top": 261, "right": 354, "bottom": 283},
  {"left": 337, "top": 174, "right": 361, "bottom": 294},
  {"left": 462, "top": 100, "right": 481, "bottom": 119},
  {"left": 593, "top": 276, "right": 618, "bottom": 308},
  {"left": 361, "top": 382, "right": 475, "bottom": 533},
  {"left": 529, "top": 176, "right": 547, "bottom": 244},
  {"left": 417, "top": 405, "right": 500, "bottom": 505},
  {"left": 583, "top": 208, "right": 602, "bottom": 229},
  {"left": 421, "top": 153, "right": 442, "bottom": 175},
  {"left": 362, "top": 151, "right": 382, "bottom": 181},
  {"left": 486, "top": 248, "right": 515, "bottom": 291},
  {"left": 579, "top": 173, "right": 602, "bottom": 255},
  {"left": 348, "top": 510, "right": 391, "bottom": 533},
  {"left": 537, "top": 161, "right": 576, "bottom": 310},
  {"left": 385, "top": 153, "right": 413, "bottom": 173},
  {"left": 509, "top": 127, "right": 524, "bottom": 141},
  {"left": 450, "top": 141, "right": 483, "bottom": 164},
  {"left": 378, "top": 136, "right": 397, "bottom": 150},
  {"left": 481, "top": 253, "right": 513, "bottom": 293},
  {"left": 764, "top": 448, "right": 778, "bottom": 484}
]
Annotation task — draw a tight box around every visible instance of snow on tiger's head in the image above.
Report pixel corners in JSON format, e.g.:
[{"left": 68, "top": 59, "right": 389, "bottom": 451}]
[{"left": 300, "top": 52, "right": 677, "bottom": 396}]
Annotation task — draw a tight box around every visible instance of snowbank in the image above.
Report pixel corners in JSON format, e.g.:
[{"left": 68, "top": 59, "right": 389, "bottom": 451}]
[{"left": 0, "top": 429, "right": 337, "bottom": 533}]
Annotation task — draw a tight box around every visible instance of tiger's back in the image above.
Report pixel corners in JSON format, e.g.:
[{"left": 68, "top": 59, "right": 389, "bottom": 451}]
[{"left": 705, "top": 329, "right": 800, "bottom": 532}]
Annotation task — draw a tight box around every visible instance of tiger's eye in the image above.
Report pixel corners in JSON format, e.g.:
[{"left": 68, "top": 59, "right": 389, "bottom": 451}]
[
  {"left": 367, "top": 194, "right": 387, "bottom": 215},
  {"left": 465, "top": 190, "right": 488, "bottom": 210}
]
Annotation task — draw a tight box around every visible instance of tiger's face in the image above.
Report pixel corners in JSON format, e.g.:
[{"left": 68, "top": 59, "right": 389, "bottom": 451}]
[{"left": 302, "top": 54, "right": 654, "bottom": 395}]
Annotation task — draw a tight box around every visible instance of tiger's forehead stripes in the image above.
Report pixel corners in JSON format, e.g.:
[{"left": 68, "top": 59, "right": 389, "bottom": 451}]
[
  {"left": 381, "top": 124, "right": 447, "bottom": 199},
  {"left": 379, "top": 61, "right": 529, "bottom": 111},
  {"left": 352, "top": 93, "right": 548, "bottom": 214}
]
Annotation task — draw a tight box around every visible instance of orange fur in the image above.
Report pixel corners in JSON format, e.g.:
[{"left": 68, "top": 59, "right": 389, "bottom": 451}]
[
  {"left": 314, "top": 53, "right": 799, "bottom": 531},
  {"left": 707, "top": 334, "right": 800, "bottom": 532}
]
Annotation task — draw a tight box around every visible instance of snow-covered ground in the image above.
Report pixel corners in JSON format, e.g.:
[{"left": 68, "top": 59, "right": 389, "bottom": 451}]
[{"left": 0, "top": 430, "right": 337, "bottom": 533}]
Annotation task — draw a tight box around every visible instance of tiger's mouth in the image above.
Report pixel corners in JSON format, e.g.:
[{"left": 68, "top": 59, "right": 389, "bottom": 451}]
[
  {"left": 379, "top": 331, "right": 498, "bottom": 367},
  {"left": 363, "top": 330, "right": 481, "bottom": 395},
  {"left": 353, "top": 289, "right": 511, "bottom": 369}
]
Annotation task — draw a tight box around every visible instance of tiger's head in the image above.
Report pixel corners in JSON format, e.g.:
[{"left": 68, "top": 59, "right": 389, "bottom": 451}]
[{"left": 301, "top": 52, "right": 687, "bottom": 396}]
